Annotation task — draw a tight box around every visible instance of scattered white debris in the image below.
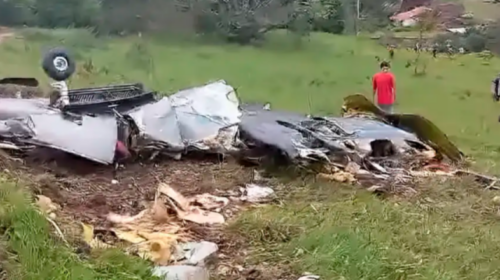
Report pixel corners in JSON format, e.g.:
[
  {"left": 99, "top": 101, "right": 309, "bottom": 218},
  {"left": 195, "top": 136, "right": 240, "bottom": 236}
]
[
  {"left": 447, "top": 27, "right": 466, "bottom": 34},
  {"left": 240, "top": 184, "right": 275, "bottom": 203},
  {"left": 298, "top": 273, "right": 320, "bottom": 280},
  {"left": 152, "top": 265, "right": 209, "bottom": 280},
  {"left": 111, "top": 179, "right": 119, "bottom": 184},
  {"left": 172, "top": 241, "right": 219, "bottom": 266}
]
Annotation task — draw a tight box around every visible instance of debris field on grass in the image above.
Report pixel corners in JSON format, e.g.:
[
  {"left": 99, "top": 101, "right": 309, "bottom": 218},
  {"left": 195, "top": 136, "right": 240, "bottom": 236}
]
[
  {"left": 1, "top": 79, "right": 498, "bottom": 280},
  {"left": 22, "top": 154, "right": 273, "bottom": 279}
]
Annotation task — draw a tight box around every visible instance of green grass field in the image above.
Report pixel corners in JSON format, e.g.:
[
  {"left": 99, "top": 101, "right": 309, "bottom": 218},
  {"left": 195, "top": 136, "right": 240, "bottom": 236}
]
[
  {"left": 462, "top": 0, "right": 500, "bottom": 21},
  {"left": 2, "top": 29, "right": 500, "bottom": 279}
]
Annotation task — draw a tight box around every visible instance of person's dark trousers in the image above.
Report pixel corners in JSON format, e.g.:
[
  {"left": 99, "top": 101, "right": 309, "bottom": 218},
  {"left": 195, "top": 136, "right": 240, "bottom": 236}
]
[
  {"left": 378, "top": 103, "right": 394, "bottom": 114},
  {"left": 494, "top": 78, "right": 500, "bottom": 101}
]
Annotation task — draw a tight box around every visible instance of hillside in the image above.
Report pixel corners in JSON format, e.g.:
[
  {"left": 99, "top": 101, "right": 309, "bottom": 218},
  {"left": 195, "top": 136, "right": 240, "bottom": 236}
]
[
  {"left": 1, "top": 29, "right": 500, "bottom": 279},
  {"left": 462, "top": 0, "right": 500, "bottom": 21}
]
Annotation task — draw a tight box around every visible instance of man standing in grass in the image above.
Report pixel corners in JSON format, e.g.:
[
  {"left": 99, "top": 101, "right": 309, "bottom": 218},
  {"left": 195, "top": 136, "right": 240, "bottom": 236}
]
[
  {"left": 372, "top": 61, "right": 396, "bottom": 114},
  {"left": 492, "top": 73, "right": 500, "bottom": 101},
  {"left": 387, "top": 44, "right": 395, "bottom": 60}
]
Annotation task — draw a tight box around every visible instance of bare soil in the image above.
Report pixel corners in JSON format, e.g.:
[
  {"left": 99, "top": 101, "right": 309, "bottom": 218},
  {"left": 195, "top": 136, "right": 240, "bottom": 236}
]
[
  {"left": 1, "top": 149, "right": 295, "bottom": 279},
  {"left": 0, "top": 29, "right": 13, "bottom": 44},
  {"left": 14, "top": 151, "right": 252, "bottom": 226}
]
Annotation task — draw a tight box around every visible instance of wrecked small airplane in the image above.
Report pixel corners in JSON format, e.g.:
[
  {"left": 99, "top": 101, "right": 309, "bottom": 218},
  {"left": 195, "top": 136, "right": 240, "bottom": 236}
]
[{"left": 0, "top": 47, "right": 463, "bottom": 175}]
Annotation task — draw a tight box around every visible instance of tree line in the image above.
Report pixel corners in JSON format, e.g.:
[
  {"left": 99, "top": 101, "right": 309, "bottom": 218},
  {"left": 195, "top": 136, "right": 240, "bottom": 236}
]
[{"left": 0, "top": 0, "right": 398, "bottom": 44}]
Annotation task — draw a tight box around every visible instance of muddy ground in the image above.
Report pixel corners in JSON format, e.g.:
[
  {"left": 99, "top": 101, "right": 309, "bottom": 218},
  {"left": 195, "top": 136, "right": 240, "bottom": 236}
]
[
  {"left": 1, "top": 148, "right": 295, "bottom": 280},
  {"left": 22, "top": 151, "right": 253, "bottom": 225}
]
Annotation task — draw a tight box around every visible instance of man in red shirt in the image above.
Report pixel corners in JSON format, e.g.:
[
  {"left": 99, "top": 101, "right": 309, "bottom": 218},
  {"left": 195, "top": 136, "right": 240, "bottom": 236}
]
[{"left": 372, "top": 61, "right": 396, "bottom": 114}]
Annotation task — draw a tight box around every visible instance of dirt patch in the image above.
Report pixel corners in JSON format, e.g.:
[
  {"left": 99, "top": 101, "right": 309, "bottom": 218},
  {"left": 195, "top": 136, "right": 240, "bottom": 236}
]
[
  {"left": 0, "top": 27, "right": 14, "bottom": 44},
  {"left": 209, "top": 230, "right": 296, "bottom": 280},
  {"left": 16, "top": 151, "right": 252, "bottom": 227},
  {"left": 1, "top": 148, "right": 296, "bottom": 279},
  {"left": 0, "top": 33, "right": 13, "bottom": 44}
]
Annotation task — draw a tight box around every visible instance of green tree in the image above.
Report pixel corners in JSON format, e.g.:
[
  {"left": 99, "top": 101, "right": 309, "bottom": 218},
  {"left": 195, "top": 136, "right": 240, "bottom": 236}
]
[
  {"left": 33, "top": 0, "right": 101, "bottom": 28},
  {"left": 0, "top": 0, "right": 36, "bottom": 25},
  {"left": 310, "top": 0, "right": 344, "bottom": 34}
]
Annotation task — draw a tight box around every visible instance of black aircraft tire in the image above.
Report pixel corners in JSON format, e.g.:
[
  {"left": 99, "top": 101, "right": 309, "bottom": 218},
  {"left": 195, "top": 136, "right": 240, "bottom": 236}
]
[{"left": 42, "top": 48, "right": 76, "bottom": 81}]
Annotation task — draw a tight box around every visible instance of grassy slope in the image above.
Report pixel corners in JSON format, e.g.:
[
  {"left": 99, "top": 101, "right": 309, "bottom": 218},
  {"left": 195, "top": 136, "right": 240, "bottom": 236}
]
[
  {"left": 0, "top": 177, "right": 157, "bottom": 280},
  {"left": 462, "top": 0, "right": 500, "bottom": 21},
  {"left": 2, "top": 29, "right": 500, "bottom": 279}
]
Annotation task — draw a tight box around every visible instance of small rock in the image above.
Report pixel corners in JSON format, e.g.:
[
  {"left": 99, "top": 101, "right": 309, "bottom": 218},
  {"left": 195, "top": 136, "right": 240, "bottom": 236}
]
[
  {"left": 152, "top": 265, "right": 209, "bottom": 280},
  {"left": 241, "top": 184, "right": 275, "bottom": 203},
  {"left": 235, "top": 265, "right": 244, "bottom": 271},
  {"left": 36, "top": 195, "right": 59, "bottom": 214},
  {"left": 253, "top": 170, "right": 264, "bottom": 181},
  {"left": 345, "top": 162, "right": 360, "bottom": 174},
  {"left": 367, "top": 185, "right": 384, "bottom": 192},
  {"left": 317, "top": 172, "right": 355, "bottom": 183},
  {"left": 217, "top": 265, "right": 230, "bottom": 276},
  {"left": 111, "top": 179, "right": 119, "bottom": 184},
  {"left": 493, "top": 196, "right": 500, "bottom": 205}
]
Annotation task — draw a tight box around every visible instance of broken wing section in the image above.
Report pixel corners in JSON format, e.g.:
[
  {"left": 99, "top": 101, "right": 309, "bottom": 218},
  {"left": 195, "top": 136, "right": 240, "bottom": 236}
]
[
  {"left": 322, "top": 117, "right": 430, "bottom": 157},
  {"left": 342, "top": 94, "right": 463, "bottom": 162},
  {"left": 0, "top": 114, "right": 118, "bottom": 164},
  {"left": 239, "top": 106, "right": 330, "bottom": 162},
  {"left": 28, "top": 114, "right": 118, "bottom": 164},
  {"left": 0, "top": 98, "right": 54, "bottom": 120},
  {"left": 238, "top": 102, "right": 437, "bottom": 166}
]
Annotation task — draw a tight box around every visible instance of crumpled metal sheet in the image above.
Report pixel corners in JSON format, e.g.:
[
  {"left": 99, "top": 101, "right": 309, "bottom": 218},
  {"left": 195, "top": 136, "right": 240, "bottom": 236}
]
[
  {"left": 127, "top": 80, "right": 241, "bottom": 153},
  {"left": 28, "top": 114, "right": 118, "bottom": 164},
  {"left": 239, "top": 106, "right": 309, "bottom": 159},
  {"left": 0, "top": 118, "right": 35, "bottom": 137},
  {"left": 0, "top": 80, "right": 241, "bottom": 164},
  {"left": 126, "top": 97, "right": 184, "bottom": 150},
  {"left": 170, "top": 80, "right": 240, "bottom": 148},
  {"left": 317, "top": 117, "right": 424, "bottom": 156},
  {"left": 342, "top": 94, "right": 463, "bottom": 161},
  {"left": 0, "top": 98, "right": 55, "bottom": 120},
  {"left": 0, "top": 98, "right": 118, "bottom": 163},
  {"left": 0, "top": 83, "right": 443, "bottom": 167},
  {"left": 239, "top": 104, "right": 431, "bottom": 161}
]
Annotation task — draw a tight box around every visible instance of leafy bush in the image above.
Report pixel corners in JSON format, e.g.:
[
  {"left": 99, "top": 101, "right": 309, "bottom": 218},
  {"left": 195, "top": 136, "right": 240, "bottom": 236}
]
[
  {"left": 433, "top": 33, "right": 459, "bottom": 52},
  {"left": 485, "top": 20, "right": 500, "bottom": 55},
  {"left": 433, "top": 28, "right": 488, "bottom": 53},
  {"left": 33, "top": 0, "right": 101, "bottom": 28},
  {"left": 188, "top": 0, "right": 305, "bottom": 44},
  {"left": 310, "top": 0, "right": 344, "bottom": 34},
  {"left": 463, "top": 31, "right": 487, "bottom": 53},
  {"left": 0, "top": 0, "right": 36, "bottom": 26}
]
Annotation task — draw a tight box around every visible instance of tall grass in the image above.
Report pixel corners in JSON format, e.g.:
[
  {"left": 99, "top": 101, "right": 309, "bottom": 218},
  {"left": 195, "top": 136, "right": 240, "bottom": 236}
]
[{"left": 0, "top": 177, "right": 157, "bottom": 280}]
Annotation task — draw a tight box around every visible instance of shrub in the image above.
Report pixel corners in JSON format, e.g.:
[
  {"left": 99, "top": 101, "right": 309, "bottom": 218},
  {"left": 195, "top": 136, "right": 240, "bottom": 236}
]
[{"left": 463, "top": 32, "right": 487, "bottom": 53}]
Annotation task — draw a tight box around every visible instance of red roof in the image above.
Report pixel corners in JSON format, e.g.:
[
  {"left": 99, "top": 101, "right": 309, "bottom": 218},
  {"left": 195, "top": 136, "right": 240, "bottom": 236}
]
[{"left": 391, "top": 6, "right": 430, "bottom": 21}]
